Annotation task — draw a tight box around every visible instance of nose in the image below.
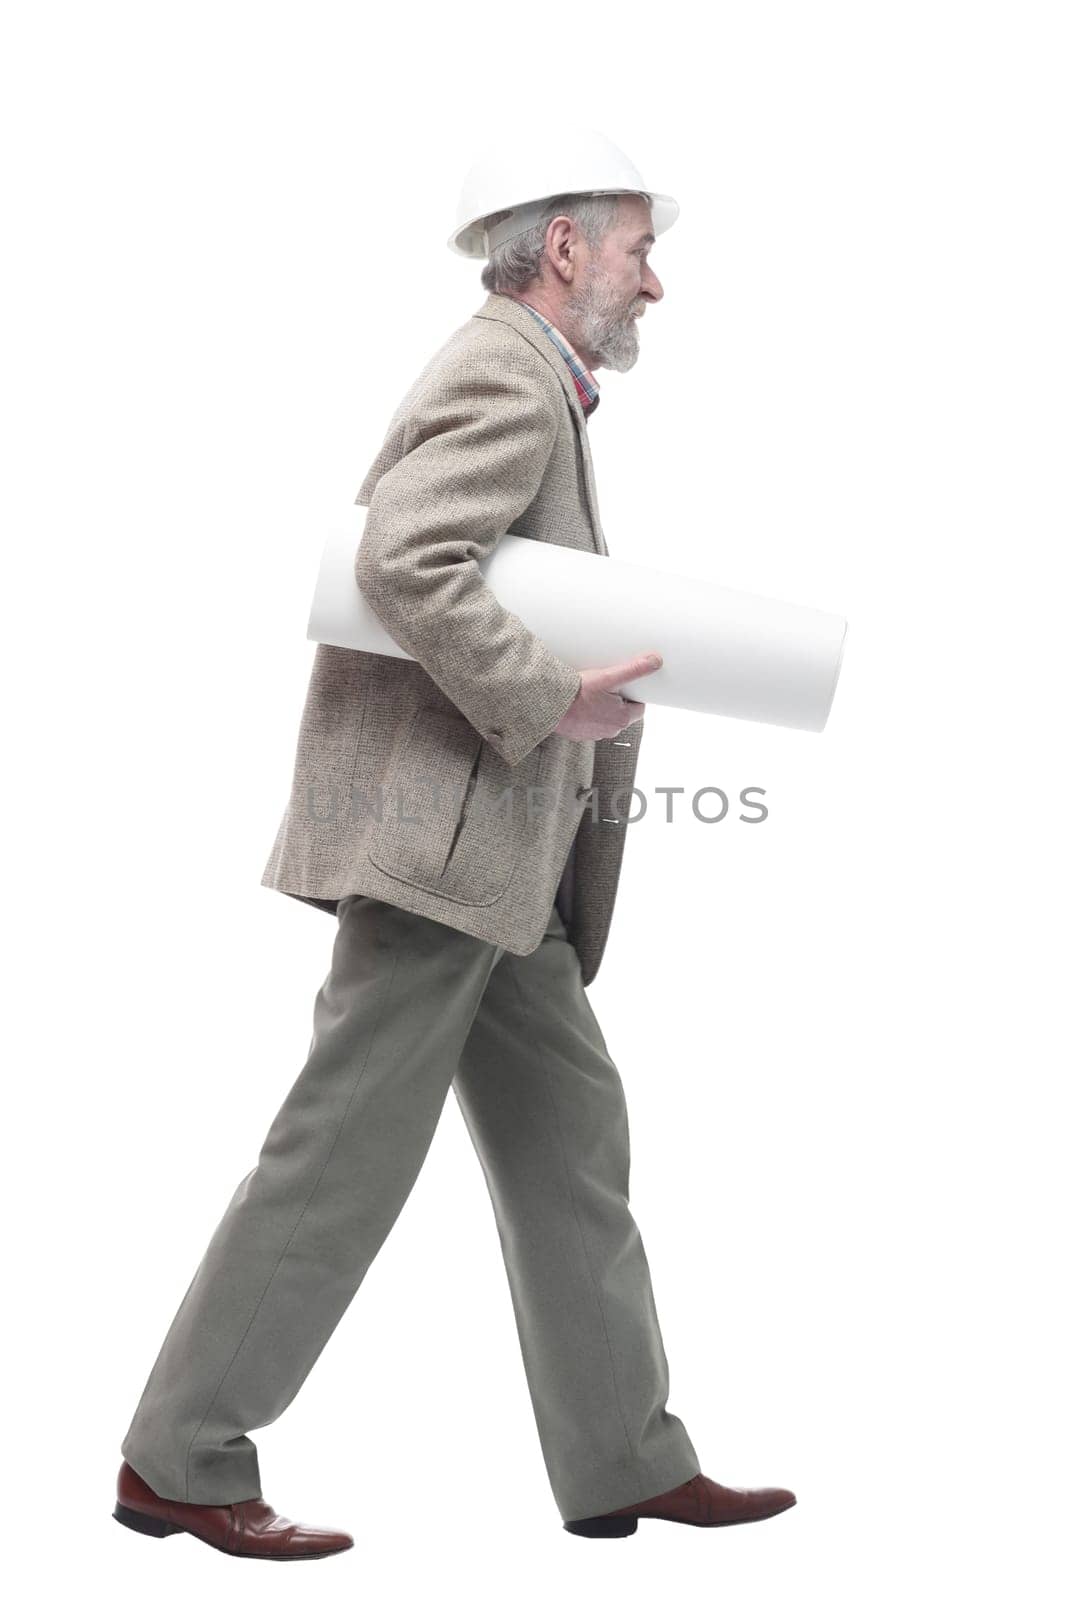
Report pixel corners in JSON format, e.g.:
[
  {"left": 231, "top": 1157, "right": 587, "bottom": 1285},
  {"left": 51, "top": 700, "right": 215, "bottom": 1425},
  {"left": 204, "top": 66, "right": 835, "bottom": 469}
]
[{"left": 640, "top": 261, "right": 664, "bottom": 303}]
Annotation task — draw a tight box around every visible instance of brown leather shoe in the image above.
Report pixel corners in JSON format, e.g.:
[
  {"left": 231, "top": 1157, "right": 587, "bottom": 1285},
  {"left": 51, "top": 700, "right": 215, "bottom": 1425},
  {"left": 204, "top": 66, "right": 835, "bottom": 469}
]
[
  {"left": 113, "top": 1461, "right": 354, "bottom": 1559},
  {"left": 563, "top": 1472, "right": 797, "bottom": 1538}
]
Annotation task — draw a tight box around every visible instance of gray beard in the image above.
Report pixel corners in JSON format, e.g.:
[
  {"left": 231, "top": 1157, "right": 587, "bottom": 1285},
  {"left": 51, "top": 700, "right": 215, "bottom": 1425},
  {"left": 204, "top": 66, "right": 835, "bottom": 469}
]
[{"left": 557, "top": 261, "right": 641, "bottom": 373}]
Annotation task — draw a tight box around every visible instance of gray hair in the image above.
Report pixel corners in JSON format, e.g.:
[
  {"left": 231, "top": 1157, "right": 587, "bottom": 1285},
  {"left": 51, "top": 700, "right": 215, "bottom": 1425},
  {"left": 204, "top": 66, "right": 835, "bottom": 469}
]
[{"left": 479, "top": 192, "right": 639, "bottom": 293}]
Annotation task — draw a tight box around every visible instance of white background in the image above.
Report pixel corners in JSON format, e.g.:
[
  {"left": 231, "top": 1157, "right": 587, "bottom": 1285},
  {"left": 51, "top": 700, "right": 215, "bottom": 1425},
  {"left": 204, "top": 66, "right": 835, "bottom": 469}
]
[{"left": 3, "top": 2, "right": 1064, "bottom": 1595}]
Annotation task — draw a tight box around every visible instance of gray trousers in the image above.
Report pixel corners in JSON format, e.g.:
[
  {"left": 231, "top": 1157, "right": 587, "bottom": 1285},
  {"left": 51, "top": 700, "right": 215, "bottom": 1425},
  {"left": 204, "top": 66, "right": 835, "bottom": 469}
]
[{"left": 121, "top": 893, "right": 700, "bottom": 1524}]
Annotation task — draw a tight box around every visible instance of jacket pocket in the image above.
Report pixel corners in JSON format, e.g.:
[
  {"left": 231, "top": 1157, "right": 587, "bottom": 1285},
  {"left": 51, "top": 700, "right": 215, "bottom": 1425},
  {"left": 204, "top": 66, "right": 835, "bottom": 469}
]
[{"left": 367, "top": 706, "right": 541, "bottom": 905}]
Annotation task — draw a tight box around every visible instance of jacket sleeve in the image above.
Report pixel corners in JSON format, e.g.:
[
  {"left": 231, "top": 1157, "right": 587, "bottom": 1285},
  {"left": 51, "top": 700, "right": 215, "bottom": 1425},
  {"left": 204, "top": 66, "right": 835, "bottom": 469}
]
[{"left": 354, "top": 345, "right": 583, "bottom": 768}]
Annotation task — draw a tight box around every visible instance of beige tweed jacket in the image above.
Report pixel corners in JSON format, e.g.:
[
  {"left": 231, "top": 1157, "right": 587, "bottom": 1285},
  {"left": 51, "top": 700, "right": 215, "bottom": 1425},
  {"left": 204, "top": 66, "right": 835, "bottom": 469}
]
[{"left": 260, "top": 291, "right": 644, "bottom": 987}]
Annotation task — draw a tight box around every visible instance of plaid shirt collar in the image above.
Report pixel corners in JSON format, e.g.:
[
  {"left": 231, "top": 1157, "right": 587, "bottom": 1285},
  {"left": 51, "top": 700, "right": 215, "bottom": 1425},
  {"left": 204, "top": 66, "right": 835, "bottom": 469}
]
[{"left": 515, "top": 299, "right": 600, "bottom": 418}]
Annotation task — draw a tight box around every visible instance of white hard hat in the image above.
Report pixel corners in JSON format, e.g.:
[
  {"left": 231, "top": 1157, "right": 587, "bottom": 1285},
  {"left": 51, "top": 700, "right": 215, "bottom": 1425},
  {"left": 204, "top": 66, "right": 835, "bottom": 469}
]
[{"left": 448, "top": 128, "right": 679, "bottom": 259}]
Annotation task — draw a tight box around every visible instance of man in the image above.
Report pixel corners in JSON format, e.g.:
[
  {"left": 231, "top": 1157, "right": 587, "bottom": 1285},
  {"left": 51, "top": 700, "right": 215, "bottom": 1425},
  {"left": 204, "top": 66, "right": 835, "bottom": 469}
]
[{"left": 114, "top": 132, "right": 796, "bottom": 1558}]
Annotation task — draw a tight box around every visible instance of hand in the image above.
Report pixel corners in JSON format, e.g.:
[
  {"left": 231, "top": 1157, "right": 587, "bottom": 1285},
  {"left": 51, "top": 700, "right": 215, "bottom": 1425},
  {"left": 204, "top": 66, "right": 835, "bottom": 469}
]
[{"left": 553, "top": 651, "right": 664, "bottom": 742}]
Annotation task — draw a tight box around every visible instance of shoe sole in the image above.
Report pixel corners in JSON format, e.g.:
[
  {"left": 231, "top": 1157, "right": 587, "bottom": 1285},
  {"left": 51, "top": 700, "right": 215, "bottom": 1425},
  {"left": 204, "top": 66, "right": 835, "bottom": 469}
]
[
  {"left": 563, "top": 1502, "right": 795, "bottom": 1537},
  {"left": 113, "top": 1502, "right": 351, "bottom": 1559}
]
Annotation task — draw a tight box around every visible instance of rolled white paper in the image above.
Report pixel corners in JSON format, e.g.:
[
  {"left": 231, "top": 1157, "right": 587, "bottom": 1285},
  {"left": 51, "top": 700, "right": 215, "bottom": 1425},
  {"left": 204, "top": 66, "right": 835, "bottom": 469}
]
[{"left": 307, "top": 505, "right": 847, "bottom": 733}]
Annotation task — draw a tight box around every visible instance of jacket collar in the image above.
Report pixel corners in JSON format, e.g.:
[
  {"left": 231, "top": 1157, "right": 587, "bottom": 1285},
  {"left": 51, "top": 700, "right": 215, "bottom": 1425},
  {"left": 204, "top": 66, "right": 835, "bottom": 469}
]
[{"left": 472, "top": 292, "right": 608, "bottom": 556}]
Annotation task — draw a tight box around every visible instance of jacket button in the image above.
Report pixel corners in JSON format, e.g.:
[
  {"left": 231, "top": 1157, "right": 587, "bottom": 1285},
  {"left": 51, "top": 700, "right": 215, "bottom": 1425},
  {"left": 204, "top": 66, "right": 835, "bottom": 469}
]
[{"left": 576, "top": 784, "right": 595, "bottom": 799}]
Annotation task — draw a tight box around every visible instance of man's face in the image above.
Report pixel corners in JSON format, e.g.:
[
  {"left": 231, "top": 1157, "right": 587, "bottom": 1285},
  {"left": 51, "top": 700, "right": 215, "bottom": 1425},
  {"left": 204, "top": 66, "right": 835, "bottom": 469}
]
[{"left": 557, "top": 194, "right": 664, "bottom": 373}]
